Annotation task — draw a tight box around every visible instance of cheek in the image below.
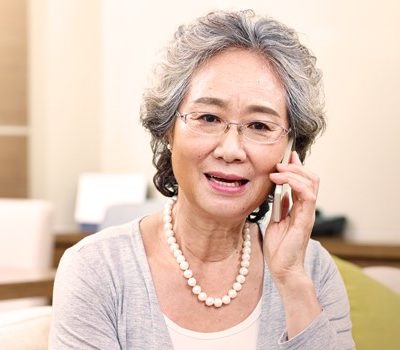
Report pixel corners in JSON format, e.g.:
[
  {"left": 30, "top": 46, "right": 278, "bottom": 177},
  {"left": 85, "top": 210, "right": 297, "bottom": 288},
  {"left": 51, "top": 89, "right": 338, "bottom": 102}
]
[
  {"left": 171, "top": 138, "right": 208, "bottom": 180},
  {"left": 251, "top": 149, "right": 280, "bottom": 176},
  {"left": 181, "top": 138, "right": 214, "bottom": 162},
  {"left": 249, "top": 151, "right": 281, "bottom": 193}
]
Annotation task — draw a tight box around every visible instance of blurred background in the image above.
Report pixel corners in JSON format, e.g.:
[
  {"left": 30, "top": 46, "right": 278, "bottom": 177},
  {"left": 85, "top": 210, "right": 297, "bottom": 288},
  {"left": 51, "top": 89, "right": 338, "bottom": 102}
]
[
  {"left": 1, "top": 2, "right": 399, "bottom": 348},
  {"left": 1, "top": 0, "right": 399, "bottom": 242}
]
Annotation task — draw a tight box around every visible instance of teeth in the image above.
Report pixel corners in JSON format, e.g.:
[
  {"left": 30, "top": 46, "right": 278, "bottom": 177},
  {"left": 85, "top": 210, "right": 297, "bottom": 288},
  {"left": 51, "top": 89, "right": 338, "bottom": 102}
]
[{"left": 209, "top": 176, "right": 242, "bottom": 187}]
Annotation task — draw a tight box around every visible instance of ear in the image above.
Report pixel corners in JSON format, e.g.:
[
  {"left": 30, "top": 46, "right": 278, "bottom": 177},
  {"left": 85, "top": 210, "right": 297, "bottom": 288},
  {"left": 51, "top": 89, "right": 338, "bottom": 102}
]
[{"left": 166, "top": 124, "right": 176, "bottom": 148}]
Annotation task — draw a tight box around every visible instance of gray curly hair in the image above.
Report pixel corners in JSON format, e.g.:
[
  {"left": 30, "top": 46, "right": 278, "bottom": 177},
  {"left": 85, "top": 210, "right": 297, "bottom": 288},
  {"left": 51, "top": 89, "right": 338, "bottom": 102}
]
[{"left": 140, "top": 10, "right": 325, "bottom": 222}]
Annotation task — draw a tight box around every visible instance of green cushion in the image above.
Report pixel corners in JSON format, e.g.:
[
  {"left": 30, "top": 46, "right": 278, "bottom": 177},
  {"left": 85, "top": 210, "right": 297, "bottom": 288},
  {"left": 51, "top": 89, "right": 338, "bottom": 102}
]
[{"left": 332, "top": 256, "right": 400, "bottom": 350}]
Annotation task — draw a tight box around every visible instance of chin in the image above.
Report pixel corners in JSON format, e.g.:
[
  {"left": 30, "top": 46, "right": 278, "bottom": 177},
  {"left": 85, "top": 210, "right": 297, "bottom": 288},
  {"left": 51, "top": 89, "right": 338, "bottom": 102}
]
[{"left": 201, "top": 196, "right": 257, "bottom": 221}]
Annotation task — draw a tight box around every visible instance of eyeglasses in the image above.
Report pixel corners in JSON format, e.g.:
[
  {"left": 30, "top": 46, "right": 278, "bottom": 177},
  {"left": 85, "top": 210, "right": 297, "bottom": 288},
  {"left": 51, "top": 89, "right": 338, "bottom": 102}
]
[{"left": 176, "top": 111, "right": 291, "bottom": 145}]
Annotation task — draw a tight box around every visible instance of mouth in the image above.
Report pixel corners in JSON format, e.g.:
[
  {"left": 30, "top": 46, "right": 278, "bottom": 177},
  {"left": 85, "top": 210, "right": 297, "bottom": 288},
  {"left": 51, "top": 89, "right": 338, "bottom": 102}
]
[{"left": 205, "top": 173, "right": 249, "bottom": 188}]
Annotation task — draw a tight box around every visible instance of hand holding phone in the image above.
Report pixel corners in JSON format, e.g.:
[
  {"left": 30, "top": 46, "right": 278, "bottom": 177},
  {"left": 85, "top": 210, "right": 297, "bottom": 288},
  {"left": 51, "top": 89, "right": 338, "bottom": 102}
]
[{"left": 272, "top": 138, "right": 294, "bottom": 222}]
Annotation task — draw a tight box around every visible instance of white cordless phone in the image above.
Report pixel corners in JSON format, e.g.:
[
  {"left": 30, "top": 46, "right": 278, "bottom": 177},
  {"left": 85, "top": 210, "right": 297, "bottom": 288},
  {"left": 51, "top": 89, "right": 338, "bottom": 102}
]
[{"left": 272, "top": 138, "right": 294, "bottom": 223}]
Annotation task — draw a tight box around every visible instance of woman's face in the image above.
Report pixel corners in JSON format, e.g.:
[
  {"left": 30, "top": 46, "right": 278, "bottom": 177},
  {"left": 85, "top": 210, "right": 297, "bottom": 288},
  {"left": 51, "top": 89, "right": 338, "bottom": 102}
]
[{"left": 170, "top": 48, "right": 290, "bottom": 220}]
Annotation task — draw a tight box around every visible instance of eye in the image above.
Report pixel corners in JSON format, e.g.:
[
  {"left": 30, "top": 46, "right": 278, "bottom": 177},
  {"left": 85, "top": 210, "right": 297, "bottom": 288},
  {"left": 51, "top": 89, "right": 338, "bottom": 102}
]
[
  {"left": 196, "top": 113, "right": 221, "bottom": 124},
  {"left": 247, "top": 121, "right": 273, "bottom": 131}
]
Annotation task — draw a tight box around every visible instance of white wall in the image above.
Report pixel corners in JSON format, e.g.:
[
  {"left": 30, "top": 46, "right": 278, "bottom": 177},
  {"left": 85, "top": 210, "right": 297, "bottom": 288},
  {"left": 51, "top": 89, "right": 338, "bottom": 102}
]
[
  {"left": 29, "top": 0, "right": 400, "bottom": 243},
  {"left": 29, "top": 0, "right": 102, "bottom": 231}
]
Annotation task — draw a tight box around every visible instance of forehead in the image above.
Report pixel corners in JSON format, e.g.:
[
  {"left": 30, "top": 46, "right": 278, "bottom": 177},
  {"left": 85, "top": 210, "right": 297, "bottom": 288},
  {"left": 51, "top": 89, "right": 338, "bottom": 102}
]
[{"left": 181, "top": 48, "right": 287, "bottom": 120}]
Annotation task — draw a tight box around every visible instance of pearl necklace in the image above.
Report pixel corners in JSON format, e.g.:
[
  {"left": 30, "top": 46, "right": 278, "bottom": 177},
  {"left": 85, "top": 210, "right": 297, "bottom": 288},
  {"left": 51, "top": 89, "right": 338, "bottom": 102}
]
[{"left": 163, "top": 196, "right": 251, "bottom": 308}]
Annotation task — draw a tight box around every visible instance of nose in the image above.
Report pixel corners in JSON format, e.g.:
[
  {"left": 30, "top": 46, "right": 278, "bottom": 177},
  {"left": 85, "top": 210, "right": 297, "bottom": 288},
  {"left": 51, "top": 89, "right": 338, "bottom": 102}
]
[{"left": 213, "top": 125, "right": 247, "bottom": 163}]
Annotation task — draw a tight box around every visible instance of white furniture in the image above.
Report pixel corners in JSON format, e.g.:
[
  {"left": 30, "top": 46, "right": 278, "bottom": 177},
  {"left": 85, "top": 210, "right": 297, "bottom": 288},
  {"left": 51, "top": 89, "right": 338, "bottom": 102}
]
[
  {"left": 75, "top": 173, "right": 147, "bottom": 231},
  {"left": 0, "top": 199, "right": 53, "bottom": 312},
  {"left": 362, "top": 266, "right": 400, "bottom": 294},
  {"left": 0, "top": 305, "right": 52, "bottom": 350}
]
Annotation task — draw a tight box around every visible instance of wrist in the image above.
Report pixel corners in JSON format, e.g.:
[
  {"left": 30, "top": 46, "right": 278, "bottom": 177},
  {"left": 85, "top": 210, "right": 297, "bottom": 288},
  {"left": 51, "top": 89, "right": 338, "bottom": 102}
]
[
  {"left": 271, "top": 268, "right": 309, "bottom": 288},
  {"left": 273, "top": 272, "right": 322, "bottom": 339},
  {"left": 273, "top": 271, "right": 316, "bottom": 299}
]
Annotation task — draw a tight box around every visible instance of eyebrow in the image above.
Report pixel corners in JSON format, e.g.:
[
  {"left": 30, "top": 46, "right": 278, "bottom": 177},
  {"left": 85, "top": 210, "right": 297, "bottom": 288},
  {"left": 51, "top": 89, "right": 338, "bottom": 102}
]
[
  {"left": 192, "top": 97, "right": 281, "bottom": 118},
  {"left": 192, "top": 97, "right": 226, "bottom": 108}
]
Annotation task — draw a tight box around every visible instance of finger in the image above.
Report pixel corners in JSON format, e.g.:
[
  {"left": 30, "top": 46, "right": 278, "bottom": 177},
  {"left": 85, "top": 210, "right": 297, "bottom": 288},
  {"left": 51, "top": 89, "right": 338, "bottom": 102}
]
[
  {"left": 273, "top": 165, "right": 319, "bottom": 194},
  {"left": 288, "top": 174, "right": 317, "bottom": 203},
  {"left": 270, "top": 172, "right": 317, "bottom": 216},
  {"left": 290, "top": 150, "right": 302, "bottom": 165},
  {"left": 270, "top": 171, "right": 317, "bottom": 196},
  {"left": 287, "top": 176, "right": 317, "bottom": 222},
  {"left": 276, "top": 164, "right": 319, "bottom": 189},
  {"left": 277, "top": 158, "right": 319, "bottom": 186}
]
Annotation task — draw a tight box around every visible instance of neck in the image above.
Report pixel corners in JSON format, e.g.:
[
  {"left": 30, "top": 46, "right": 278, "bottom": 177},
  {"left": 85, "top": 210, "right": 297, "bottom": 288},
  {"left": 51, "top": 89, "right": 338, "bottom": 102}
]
[{"left": 171, "top": 195, "right": 248, "bottom": 263}]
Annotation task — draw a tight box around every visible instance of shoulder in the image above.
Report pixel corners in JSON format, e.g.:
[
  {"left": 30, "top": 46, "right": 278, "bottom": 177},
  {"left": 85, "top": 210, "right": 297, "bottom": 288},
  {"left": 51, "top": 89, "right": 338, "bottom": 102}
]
[
  {"left": 53, "top": 218, "right": 153, "bottom": 308},
  {"left": 68, "top": 219, "right": 142, "bottom": 257},
  {"left": 57, "top": 219, "right": 147, "bottom": 284},
  {"left": 304, "top": 238, "right": 332, "bottom": 267},
  {"left": 75, "top": 219, "right": 140, "bottom": 250}
]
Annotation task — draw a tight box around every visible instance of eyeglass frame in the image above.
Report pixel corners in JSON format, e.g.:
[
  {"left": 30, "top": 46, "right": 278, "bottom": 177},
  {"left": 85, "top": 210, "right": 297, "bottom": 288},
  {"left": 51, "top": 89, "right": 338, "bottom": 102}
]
[{"left": 176, "top": 111, "right": 292, "bottom": 145}]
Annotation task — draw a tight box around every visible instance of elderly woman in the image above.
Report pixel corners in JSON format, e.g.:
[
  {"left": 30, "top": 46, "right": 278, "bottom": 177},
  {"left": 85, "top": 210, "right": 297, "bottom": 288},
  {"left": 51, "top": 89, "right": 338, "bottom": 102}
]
[{"left": 50, "top": 10, "right": 355, "bottom": 350}]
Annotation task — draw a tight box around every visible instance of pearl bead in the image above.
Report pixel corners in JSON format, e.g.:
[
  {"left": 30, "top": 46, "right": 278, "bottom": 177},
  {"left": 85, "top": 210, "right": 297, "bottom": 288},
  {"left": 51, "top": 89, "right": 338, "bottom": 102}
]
[
  {"left": 222, "top": 295, "right": 231, "bottom": 304},
  {"left": 163, "top": 215, "right": 172, "bottom": 223},
  {"left": 167, "top": 236, "right": 176, "bottom": 245},
  {"left": 241, "top": 260, "right": 250, "bottom": 268},
  {"left": 242, "top": 247, "right": 251, "bottom": 254},
  {"left": 198, "top": 292, "right": 207, "bottom": 301},
  {"left": 176, "top": 255, "right": 185, "bottom": 263},
  {"left": 239, "top": 267, "right": 249, "bottom": 276},
  {"left": 192, "top": 285, "right": 201, "bottom": 294},
  {"left": 205, "top": 297, "right": 214, "bottom": 306},
  {"left": 188, "top": 277, "right": 196, "bottom": 287},
  {"left": 163, "top": 197, "right": 251, "bottom": 308},
  {"left": 214, "top": 298, "right": 223, "bottom": 307},
  {"left": 183, "top": 269, "right": 193, "bottom": 278},
  {"left": 236, "top": 275, "right": 246, "bottom": 284},
  {"left": 228, "top": 289, "right": 237, "bottom": 298},
  {"left": 165, "top": 229, "right": 174, "bottom": 238},
  {"left": 173, "top": 249, "right": 182, "bottom": 257},
  {"left": 165, "top": 203, "right": 173, "bottom": 210},
  {"left": 169, "top": 243, "right": 179, "bottom": 251},
  {"left": 242, "top": 253, "right": 250, "bottom": 261},
  {"left": 233, "top": 282, "right": 242, "bottom": 291},
  {"left": 179, "top": 261, "right": 189, "bottom": 270}
]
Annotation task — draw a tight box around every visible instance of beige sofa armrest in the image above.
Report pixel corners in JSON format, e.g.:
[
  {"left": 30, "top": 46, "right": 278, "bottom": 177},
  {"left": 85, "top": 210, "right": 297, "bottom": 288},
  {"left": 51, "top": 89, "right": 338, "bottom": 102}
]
[{"left": 0, "top": 306, "right": 52, "bottom": 350}]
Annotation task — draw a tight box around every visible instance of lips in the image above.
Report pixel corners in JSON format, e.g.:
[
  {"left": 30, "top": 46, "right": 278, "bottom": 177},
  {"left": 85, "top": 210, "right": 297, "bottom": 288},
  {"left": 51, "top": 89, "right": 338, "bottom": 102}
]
[{"left": 205, "top": 172, "right": 249, "bottom": 188}]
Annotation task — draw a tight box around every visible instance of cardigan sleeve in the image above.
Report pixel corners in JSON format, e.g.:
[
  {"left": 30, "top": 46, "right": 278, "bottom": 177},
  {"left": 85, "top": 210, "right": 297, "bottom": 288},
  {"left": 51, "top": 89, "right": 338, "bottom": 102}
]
[
  {"left": 49, "top": 247, "right": 120, "bottom": 350},
  {"left": 275, "top": 243, "right": 355, "bottom": 350}
]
